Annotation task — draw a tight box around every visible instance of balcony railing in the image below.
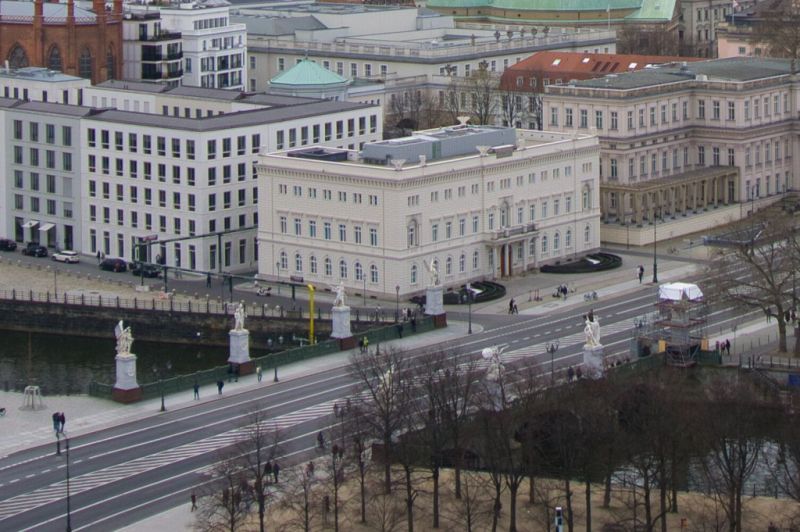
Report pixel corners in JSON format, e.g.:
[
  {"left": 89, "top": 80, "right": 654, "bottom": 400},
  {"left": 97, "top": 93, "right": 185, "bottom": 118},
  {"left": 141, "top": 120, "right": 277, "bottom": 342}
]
[
  {"left": 142, "top": 51, "right": 183, "bottom": 62},
  {"left": 141, "top": 69, "right": 184, "bottom": 80},
  {"left": 140, "top": 31, "right": 182, "bottom": 42},
  {"left": 490, "top": 223, "right": 537, "bottom": 240}
]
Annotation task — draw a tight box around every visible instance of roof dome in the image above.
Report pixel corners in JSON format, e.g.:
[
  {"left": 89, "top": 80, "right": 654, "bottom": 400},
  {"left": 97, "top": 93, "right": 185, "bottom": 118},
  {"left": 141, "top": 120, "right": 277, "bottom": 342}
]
[{"left": 269, "top": 59, "right": 350, "bottom": 89}]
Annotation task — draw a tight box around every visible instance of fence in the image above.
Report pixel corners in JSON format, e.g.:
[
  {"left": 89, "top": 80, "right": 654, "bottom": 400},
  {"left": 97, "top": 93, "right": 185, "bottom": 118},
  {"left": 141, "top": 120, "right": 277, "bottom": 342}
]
[
  {"left": 89, "top": 316, "right": 436, "bottom": 401},
  {"left": 0, "top": 287, "right": 388, "bottom": 323}
]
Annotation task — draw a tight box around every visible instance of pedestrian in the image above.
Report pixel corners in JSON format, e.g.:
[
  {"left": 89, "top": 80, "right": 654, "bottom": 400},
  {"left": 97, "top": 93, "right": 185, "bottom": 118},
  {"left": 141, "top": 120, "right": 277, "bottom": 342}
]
[
  {"left": 58, "top": 412, "right": 66, "bottom": 433},
  {"left": 567, "top": 366, "right": 575, "bottom": 382},
  {"left": 358, "top": 337, "right": 364, "bottom": 353},
  {"left": 725, "top": 338, "right": 731, "bottom": 356},
  {"left": 52, "top": 412, "right": 60, "bottom": 433},
  {"left": 715, "top": 340, "right": 720, "bottom": 354},
  {"left": 638, "top": 265, "right": 644, "bottom": 284},
  {"left": 273, "top": 462, "right": 280, "bottom": 483},
  {"left": 96, "top": 250, "right": 101, "bottom": 263},
  {"left": 206, "top": 272, "right": 212, "bottom": 288},
  {"left": 396, "top": 323, "right": 404, "bottom": 338},
  {"left": 411, "top": 317, "right": 417, "bottom": 332},
  {"left": 234, "top": 365, "right": 239, "bottom": 383},
  {"left": 264, "top": 461, "right": 273, "bottom": 482},
  {"left": 193, "top": 382, "right": 200, "bottom": 400},
  {"left": 190, "top": 492, "right": 197, "bottom": 511},
  {"left": 217, "top": 379, "right": 224, "bottom": 395},
  {"left": 256, "top": 366, "right": 263, "bottom": 382},
  {"left": 363, "top": 336, "right": 369, "bottom": 353},
  {"left": 576, "top": 366, "right": 583, "bottom": 380},
  {"left": 513, "top": 303, "right": 519, "bottom": 314},
  {"left": 509, "top": 298, "right": 515, "bottom": 314},
  {"left": 562, "top": 285, "right": 568, "bottom": 300}
]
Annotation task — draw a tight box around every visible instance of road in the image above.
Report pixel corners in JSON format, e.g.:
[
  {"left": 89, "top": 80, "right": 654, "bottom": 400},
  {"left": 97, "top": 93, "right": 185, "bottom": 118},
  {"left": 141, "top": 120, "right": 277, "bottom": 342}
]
[{"left": 0, "top": 271, "right": 756, "bottom": 531}]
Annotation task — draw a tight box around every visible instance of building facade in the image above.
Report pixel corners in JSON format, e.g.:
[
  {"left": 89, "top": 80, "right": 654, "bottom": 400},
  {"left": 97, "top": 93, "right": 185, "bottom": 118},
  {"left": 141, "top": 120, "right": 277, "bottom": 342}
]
[
  {"left": 257, "top": 125, "right": 601, "bottom": 298},
  {"left": 122, "top": 11, "right": 184, "bottom": 87},
  {"left": 543, "top": 57, "right": 799, "bottom": 243},
  {"left": 0, "top": 0, "right": 122, "bottom": 84},
  {"left": 155, "top": 1, "right": 247, "bottom": 90}
]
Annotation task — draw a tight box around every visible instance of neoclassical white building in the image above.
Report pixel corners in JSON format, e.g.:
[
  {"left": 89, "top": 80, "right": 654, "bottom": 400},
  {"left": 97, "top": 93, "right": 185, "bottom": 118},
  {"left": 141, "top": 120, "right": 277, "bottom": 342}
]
[{"left": 257, "top": 125, "right": 601, "bottom": 298}]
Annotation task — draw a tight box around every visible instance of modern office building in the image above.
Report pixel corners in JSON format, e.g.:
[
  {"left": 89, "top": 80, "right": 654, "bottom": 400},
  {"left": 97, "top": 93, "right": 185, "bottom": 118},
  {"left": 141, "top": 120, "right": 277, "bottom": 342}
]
[
  {"left": 543, "top": 57, "right": 799, "bottom": 245},
  {"left": 257, "top": 125, "right": 601, "bottom": 297},
  {"left": 122, "top": 10, "right": 184, "bottom": 87}
]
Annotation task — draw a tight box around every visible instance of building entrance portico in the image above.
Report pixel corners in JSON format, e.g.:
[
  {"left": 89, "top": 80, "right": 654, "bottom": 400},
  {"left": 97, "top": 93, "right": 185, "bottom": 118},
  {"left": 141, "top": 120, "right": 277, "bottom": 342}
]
[
  {"left": 490, "top": 224, "right": 539, "bottom": 277},
  {"left": 600, "top": 167, "right": 740, "bottom": 225}
]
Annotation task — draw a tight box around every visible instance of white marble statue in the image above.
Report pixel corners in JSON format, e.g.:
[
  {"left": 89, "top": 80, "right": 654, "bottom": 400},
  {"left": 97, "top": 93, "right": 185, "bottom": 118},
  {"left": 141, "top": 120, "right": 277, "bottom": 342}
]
[
  {"left": 114, "top": 320, "right": 134, "bottom": 356},
  {"left": 234, "top": 303, "right": 246, "bottom": 331},
  {"left": 583, "top": 311, "right": 601, "bottom": 347},
  {"left": 331, "top": 281, "right": 346, "bottom": 308},
  {"left": 482, "top": 346, "right": 507, "bottom": 382},
  {"left": 423, "top": 260, "right": 440, "bottom": 286}
]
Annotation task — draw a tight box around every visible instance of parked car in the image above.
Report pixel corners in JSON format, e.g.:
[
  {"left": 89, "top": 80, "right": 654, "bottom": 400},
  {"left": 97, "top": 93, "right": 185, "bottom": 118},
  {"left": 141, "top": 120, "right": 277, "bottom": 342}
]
[
  {"left": 0, "top": 238, "right": 17, "bottom": 251},
  {"left": 130, "top": 261, "right": 161, "bottom": 278},
  {"left": 21, "top": 243, "right": 48, "bottom": 257},
  {"left": 99, "top": 257, "right": 128, "bottom": 272},
  {"left": 52, "top": 250, "right": 80, "bottom": 264}
]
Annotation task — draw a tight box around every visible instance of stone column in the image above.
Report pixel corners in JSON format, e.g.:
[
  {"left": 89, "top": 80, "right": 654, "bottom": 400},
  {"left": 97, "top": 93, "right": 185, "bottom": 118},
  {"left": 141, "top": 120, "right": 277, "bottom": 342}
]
[
  {"left": 228, "top": 328, "right": 255, "bottom": 375},
  {"left": 331, "top": 305, "right": 356, "bottom": 349},
  {"left": 113, "top": 353, "right": 142, "bottom": 403},
  {"left": 425, "top": 284, "right": 446, "bottom": 327}
]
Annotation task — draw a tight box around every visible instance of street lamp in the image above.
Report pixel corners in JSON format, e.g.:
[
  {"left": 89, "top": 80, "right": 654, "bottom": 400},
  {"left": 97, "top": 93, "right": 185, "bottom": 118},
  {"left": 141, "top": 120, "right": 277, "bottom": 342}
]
[
  {"left": 56, "top": 432, "right": 72, "bottom": 531},
  {"left": 275, "top": 261, "right": 281, "bottom": 295},
  {"left": 466, "top": 283, "right": 474, "bottom": 335},
  {"left": 395, "top": 285, "right": 400, "bottom": 323},
  {"left": 652, "top": 207, "right": 661, "bottom": 284},
  {"left": 545, "top": 340, "right": 559, "bottom": 383},
  {"left": 153, "top": 361, "right": 172, "bottom": 412}
]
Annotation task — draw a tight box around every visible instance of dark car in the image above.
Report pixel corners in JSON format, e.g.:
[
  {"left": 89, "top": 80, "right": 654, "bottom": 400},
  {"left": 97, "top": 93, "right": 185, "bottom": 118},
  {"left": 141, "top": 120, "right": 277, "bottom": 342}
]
[
  {"left": 0, "top": 238, "right": 17, "bottom": 251},
  {"left": 21, "top": 243, "right": 48, "bottom": 257},
  {"left": 99, "top": 257, "right": 128, "bottom": 272},
  {"left": 130, "top": 262, "right": 162, "bottom": 278}
]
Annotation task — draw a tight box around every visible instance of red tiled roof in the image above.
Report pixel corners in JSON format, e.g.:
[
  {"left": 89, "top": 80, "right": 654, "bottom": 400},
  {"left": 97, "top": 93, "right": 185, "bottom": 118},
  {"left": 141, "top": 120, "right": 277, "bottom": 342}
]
[{"left": 500, "top": 51, "right": 699, "bottom": 91}]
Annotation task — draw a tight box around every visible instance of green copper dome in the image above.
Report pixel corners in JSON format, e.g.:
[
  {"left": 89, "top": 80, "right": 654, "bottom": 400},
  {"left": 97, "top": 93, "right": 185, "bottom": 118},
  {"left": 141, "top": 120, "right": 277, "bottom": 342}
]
[{"left": 270, "top": 59, "right": 349, "bottom": 87}]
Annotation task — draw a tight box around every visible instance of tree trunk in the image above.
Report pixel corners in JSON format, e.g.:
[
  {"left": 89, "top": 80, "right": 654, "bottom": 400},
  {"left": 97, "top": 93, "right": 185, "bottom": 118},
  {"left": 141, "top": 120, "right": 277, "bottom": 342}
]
[
  {"left": 643, "top": 477, "right": 652, "bottom": 531},
  {"left": 778, "top": 317, "right": 788, "bottom": 352},
  {"left": 509, "top": 484, "right": 518, "bottom": 532},
  {"left": 432, "top": 466, "right": 440, "bottom": 528},
  {"left": 454, "top": 447, "right": 462, "bottom": 499},
  {"left": 659, "top": 470, "right": 668, "bottom": 532},
  {"left": 405, "top": 465, "right": 414, "bottom": 532},
  {"left": 360, "top": 466, "right": 367, "bottom": 523},
  {"left": 384, "top": 435, "right": 392, "bottom": 494},
  {"left": 585, "top": 480, "right": 592, "bottom": 532},
  {"left": 670, "top": 449, "right": 679, "bottom": 513},
  {"left": 565, "top": 478, "right": 574, "bottom": 532},
  {"left": 603, "top": 473, "right": 612, "bottom": 508},
  {"left": 529, "top": 475, "right": 536, "bottom": 504},
  {"left": 492, "top": 490, "right": 501, "bottom": 532}
]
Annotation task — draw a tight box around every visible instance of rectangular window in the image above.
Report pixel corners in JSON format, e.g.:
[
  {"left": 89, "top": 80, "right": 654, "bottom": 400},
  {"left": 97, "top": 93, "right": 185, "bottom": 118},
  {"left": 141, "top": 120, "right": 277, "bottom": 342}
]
[
  {"left": 727, "top": 101, "right": 735, "bottom": 121},
  {"left": 698, "top": 100, "right": 705, "bottom": 119}
]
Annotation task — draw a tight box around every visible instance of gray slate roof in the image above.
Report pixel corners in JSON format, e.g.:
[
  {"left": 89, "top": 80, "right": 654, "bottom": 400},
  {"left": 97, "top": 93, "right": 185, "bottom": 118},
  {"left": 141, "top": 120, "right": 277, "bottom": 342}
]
[{"left": 231, "top": 14, "right": 326, "bottom": 36}]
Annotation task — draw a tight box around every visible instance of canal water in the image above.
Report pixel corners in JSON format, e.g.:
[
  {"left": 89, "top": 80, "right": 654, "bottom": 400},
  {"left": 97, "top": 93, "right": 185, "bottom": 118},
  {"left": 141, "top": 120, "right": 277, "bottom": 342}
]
[{"left": 0, "top": 330, "right": 271, "bottom": 395}]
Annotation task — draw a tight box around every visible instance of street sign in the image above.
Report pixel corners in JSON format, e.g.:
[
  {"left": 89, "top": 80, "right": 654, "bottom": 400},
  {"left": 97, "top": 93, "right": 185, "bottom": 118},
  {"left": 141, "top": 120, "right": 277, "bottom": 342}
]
[{"left": 139, "top": 234, "right": 158, "bottom": 242}]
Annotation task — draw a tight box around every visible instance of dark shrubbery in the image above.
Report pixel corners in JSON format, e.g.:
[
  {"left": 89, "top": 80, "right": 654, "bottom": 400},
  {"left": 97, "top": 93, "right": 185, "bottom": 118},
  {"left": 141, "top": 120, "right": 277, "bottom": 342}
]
[
  {"left": 540, "top": 252, "right": 622, "bottom": 274},
  {"left": 410, "top": 280, "right": 507, "bottom": 306}
]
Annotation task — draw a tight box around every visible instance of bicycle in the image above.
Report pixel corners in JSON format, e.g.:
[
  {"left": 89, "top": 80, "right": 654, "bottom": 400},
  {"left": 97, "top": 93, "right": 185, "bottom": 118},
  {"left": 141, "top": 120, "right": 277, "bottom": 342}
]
[{"left": 584, "top": 291, "right": 598, "bottom": 301}]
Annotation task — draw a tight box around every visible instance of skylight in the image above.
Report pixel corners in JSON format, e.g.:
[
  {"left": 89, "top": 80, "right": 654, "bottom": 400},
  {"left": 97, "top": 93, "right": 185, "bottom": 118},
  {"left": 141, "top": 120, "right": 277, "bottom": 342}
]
[{"left": 552, "top": 59, "right": 561, "bottom": 66}]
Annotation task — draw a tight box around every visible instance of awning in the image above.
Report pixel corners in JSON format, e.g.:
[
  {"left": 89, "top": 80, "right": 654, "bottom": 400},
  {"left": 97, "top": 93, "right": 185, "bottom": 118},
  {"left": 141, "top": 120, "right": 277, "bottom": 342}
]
[
  {"left": 21, "top": 220, "right": 38, "bottom": 229},
  {"left": 38, "top": 223, "right": 55, "bottom": 232},
  {"left": 659, "top": 282, "right": 703, "bottom": 302}
]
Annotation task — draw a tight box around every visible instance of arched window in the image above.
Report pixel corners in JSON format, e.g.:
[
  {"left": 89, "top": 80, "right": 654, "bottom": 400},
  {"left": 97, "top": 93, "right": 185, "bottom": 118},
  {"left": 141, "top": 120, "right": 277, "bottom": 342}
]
[
  {"left": 279, "top": 251, "right": 288, "bottom": 269},
  {"left": 553, "top": 231, "right": 560, "bottom": 251},
  {"left": 370, "top": 264, "right": 378, "bottom": 283},
  {"left": 354, "top": 261, "right": 363, "bottom": 281},
  {"left": 446, "top": 256, "right": 453, "bottom": 275},
  {"left": 584, "top": 224, "right": 591, "bottom": 243},
  {"left": 582, "top": 186, "right": 591, "bottom": 210},
  {"left": 565, "top": 229, "right": 572, "bottom": 248},
  {"left": 459, "top": 254, "right": 465, "bottom": 273},
  {"left": 541, "top": 235, "right": 549, "bottom": 253},
  {"left": 407, "top": 220, "right": 417, "bottom": 248},
  {"left": 324, "top": 257, "right": 332, "bottom": 276},
  {"left": 410, "top": 264, "right": 418, "bottom": 284},
  {"left": 7, "top": 45, "right": 29, "bottom": 69},
  {"left": 472, "top": 250, "right": 479, "bottom": 270},
  {"left": 47, "top": 45, "right": 62, "bottom": 72},
  {"left": 529, "top": 237, "right": 536, "bottom": 256},
  {"left": 294, "top": 253, "right": 302, "bottom": 272},
  {"left": 339, "top": 259, "right": 348, "bottom": 279},
  {"left": 78, "top": 48, "right": 93, "bottom": 79},
  {"left": 310, "top": 255, "right": 317, "bottom": 274},
  {"left": 106, "top": 48, "right": 116, "bottom": 80}
]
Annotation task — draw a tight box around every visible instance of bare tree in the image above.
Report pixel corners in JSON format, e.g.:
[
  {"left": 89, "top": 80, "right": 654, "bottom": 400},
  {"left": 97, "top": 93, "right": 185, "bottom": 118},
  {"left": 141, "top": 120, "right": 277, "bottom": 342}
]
[
  {"left": 753, "top": 0, "right": 800, "bottom": 72},
  {"left": 697, "top": 379, "right": 773, "bottom": 532},
  {"left": 498, "top": 90, "right": 527, "bottom": 128},
  {"left": 706, "top": 212, "right": 796, "bottom": 352},
  {"left": 196, "top": 452, "right": 253, "bottom": 532},
  {"left": 443, "top": 469, "right": 493, "bottom": 532},
  {"left": 617, "top": 24, "right": 679, "bottom": 56},
  {"left": 349, "top": 346, "right": 409, "bottom": 494},
  {"left": 465, "top": 64, "right": 498, "bottom": 126},
  {"left": 281, "top": 461, "right": 318, "bottom": 532},
  {"left": 236, "top": 406, "right": 282, "bottom": 532}
]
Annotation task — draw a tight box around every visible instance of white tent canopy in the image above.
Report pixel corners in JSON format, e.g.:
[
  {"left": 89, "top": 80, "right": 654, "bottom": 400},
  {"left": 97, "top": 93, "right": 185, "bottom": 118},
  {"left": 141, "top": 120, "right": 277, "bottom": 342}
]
[{"left": 658, "top": 282, "right": 703, "bottom": 302}]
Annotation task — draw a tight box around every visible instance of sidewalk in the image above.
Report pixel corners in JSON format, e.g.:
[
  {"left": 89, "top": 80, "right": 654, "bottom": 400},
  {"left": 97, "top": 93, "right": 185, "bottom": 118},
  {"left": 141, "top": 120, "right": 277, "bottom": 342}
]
[{"left": 0, "top": 320, "right": 478, "bottom": 459}]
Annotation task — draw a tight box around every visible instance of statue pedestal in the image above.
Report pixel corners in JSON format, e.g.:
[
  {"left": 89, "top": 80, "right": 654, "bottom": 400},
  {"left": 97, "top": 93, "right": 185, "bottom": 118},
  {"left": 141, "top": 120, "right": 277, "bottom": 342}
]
[
  {"left": 582, "top": 344, "right": 605, "bottom": 379},
  {"left": 113, "top": 353, "right": 142, "bottom": 403},
  {"left": 331, "top": 306, "right": 352, "bottom": 339},
  {"left": 228, "top": 329, "right": 254, "bottom": 375}
]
